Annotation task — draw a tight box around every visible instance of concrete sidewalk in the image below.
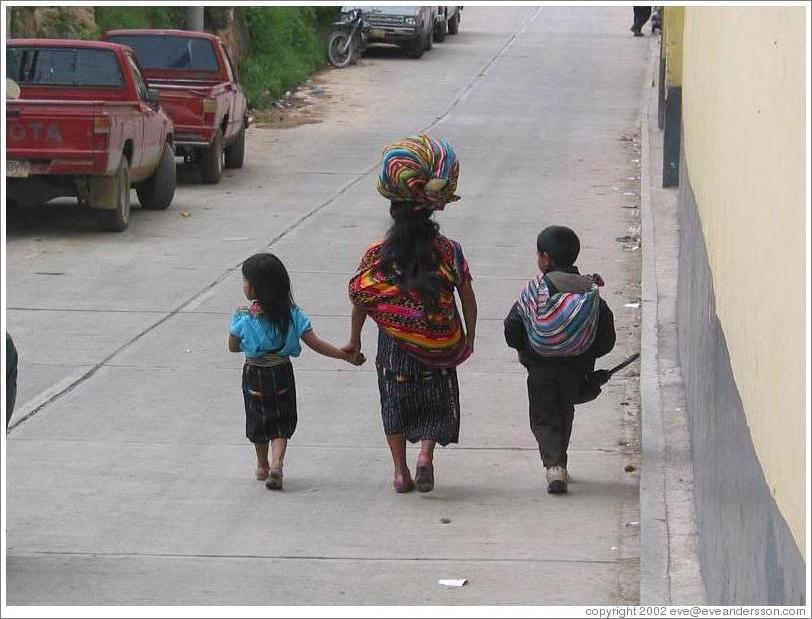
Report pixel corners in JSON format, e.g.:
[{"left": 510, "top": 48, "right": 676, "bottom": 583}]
[{"left": 638, "top": 37, "right": 706, "bottom": 605}]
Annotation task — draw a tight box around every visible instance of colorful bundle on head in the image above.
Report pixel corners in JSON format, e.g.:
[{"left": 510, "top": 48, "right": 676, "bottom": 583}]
[
  {"left": 517, "top": 275, "right": 600, "bottom": 357},
  {"left": 377, "top": 134, "right": 461, "bottom": 207}
]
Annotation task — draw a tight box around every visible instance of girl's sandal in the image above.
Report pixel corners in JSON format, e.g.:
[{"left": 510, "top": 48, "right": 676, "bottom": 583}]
[{"left": 266, "top": 467, "right": 283, "bottom": 490}]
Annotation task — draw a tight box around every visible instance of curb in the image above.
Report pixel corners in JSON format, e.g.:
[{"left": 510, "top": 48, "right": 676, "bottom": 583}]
[{"left": 639, "top": 36, "right": 671, "bottom": 605}]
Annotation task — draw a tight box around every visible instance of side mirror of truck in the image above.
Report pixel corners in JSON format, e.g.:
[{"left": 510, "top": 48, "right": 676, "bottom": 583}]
[{"left": 146, "top": 88, "right": 160, "bottom": 106}]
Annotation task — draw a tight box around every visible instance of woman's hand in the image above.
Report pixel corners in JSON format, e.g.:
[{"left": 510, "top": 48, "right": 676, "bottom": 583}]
[
  {"left": 344, "top": 350, "right": 367, "bottom": 366},
  {"left": 340, "top": 341, "right": 365, "bottom": 366},
  {"left": 589, "top": 273, "right": 605, "bottom": 287}
]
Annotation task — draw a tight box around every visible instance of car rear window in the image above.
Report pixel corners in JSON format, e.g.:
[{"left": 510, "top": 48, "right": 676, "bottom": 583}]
[
  {"left": 6, "top": 47, "right": 124, "bottom": 87},
  {"left": 106, "top": 35, "right": 219, "bottom": 72}
]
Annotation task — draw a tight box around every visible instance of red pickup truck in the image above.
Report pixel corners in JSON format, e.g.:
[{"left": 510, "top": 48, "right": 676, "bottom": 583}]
[
  {"left": 103, "top": 29, "right": 249, "bottom": 184},
  {"left": 6, "top": 39, "right": 176, "bottom": 231}
]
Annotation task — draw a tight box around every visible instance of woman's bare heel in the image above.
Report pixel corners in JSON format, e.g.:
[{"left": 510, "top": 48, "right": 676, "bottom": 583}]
[{"left": 266, "top": 466, "right": 283, "bottom": 490}]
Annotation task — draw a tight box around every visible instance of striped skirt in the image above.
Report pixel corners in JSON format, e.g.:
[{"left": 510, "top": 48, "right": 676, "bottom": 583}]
[
  {"left": 242, "top": 361, "right": 297, "bottom": 443},
  {"left": 376, "top": 330, "right": 461, "bottom": 446}
]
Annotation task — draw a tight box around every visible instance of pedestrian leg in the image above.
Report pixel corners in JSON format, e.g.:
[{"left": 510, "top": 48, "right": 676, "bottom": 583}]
[
  {"left": 254, "top": 442, "right": 270, "bottom": 480},
  {"left": 527, "top": 367, "right": 568, "bottom": 468},
  {"left": 415, "top": 439, "right": 436, "bottom": 492},
  {"left": 386, "top": 433, "right": 413, "bottom": 492}
]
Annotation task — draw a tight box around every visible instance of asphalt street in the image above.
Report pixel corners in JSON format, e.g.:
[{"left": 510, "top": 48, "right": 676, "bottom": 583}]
[{"left": 5, "top": 6, "right": 649, "bottom": 605}]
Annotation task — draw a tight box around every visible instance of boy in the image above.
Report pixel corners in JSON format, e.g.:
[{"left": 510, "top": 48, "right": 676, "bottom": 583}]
[{"left": 504, "top": 226, "right": 615, "bottom": 494}]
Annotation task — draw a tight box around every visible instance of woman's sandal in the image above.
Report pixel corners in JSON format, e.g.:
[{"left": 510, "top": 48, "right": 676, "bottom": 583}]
[
  {"left": 414, "top": 459, "right": 434, "bottom": 493},
  {"left": 266, "top": 466, "right": 283, "bottom": 490},
  {"left": 393, "top": 472, "right": 414, "bottom": 493},
  {"left": 255, "top": 467, "right": 270, "bottom": 481}
]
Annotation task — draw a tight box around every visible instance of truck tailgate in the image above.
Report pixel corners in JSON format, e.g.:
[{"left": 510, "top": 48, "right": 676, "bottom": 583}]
[
  {"left": 6, "top": 100, "right": 126, "bottom": 176},
  {"left": 7, "top": 100, "right": 103, "bottom": 159},
  {"left": 150, "top": 81, "right": 227, "bottom": 143}
]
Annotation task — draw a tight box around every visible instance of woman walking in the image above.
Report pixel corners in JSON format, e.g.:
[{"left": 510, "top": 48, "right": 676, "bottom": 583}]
[{"left": 345, "top": 134, "right": 478, "bottom": 493}]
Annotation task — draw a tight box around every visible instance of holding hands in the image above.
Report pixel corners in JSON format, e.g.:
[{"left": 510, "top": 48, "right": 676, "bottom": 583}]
[{"left": 341, "top": 339, "right": 365, "bottom": 367}]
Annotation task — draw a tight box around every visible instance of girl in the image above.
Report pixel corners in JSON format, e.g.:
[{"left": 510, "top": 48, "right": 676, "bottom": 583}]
[
  {"left": 229, "top": 253, "right": 364, "bottom": 490},
  {"left": 346, "top": 134, "right": 478, "bottom": 493}
]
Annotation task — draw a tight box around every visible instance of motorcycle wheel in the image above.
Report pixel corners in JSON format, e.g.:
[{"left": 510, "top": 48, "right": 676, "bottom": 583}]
[{"left": 328, "top": 31, "right": 354, "bottom": 68}]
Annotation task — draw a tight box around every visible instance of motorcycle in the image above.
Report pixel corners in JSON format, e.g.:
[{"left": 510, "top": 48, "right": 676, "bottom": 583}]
[{"left": 327, "top": 8, "right": 369, "bottom": 68}]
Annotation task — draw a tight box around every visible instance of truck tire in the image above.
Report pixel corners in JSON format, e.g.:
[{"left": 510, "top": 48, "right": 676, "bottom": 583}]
[
  {"left": 97, "top": 159, "right": 131, "bottom": 232},
  {"left": 448, "top": 11, "right": 460, "bottom": 35},
  {"left": 200, "top": 128, "right": 224, "bottom": 184},
  {"left": 224, "top": 126, "right": 245, "bottom": 169},
  {"left": 405, "top": 34, "right": 425, "bottom": 58},
  {"left": 434, "top": 15, "right": 447, "bottom": 42},
  {"left": 136, "top": 142, "right": 176, "bottom": 210}
]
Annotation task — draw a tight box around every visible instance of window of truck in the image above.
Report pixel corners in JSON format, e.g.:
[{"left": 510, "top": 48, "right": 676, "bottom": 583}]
[
  {"left": 127, "top": 55, "right": 149, "bottom": 101},
  {"left": 106, "top": 35, "right": 219, "bottom": 72},
  {"left": 6, "top": 47, "right": 124, "bottom": 87},
  {"left": 220, "top": 44, "right": 235, "bottom": 82}
]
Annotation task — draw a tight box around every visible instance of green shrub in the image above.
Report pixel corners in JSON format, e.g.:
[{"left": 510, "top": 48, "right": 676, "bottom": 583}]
[
  {"left": 241, "top": 6, "right": 339, "bottom": 108},
  {"left": 94, "top": 7, "right": 185, "bottom": 34}
]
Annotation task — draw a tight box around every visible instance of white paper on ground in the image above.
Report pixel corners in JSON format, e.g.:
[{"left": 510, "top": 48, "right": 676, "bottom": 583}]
[{"left": 438, "top": 579, "right": 468, "bottom": 587}]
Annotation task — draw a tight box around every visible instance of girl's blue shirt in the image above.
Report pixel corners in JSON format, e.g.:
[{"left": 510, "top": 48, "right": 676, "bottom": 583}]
[{"left": 230, "top": 305, "right": 312, "bottom": 358}]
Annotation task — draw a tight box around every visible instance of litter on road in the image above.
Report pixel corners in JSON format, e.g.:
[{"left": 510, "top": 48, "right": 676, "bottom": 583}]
[{"left": 439, "top": 579, "right": 468, "bottom": 587}]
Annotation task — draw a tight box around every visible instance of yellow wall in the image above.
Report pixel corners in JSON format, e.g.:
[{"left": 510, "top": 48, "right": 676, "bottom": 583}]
[
  {"left": 663, "top": 7, "right": 684, "bottom": 88},
  {"left": 681, "top": 7, "right": 807, "bottom": 556}
]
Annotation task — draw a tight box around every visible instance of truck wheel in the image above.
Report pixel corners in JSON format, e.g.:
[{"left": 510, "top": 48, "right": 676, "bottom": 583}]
[
  {"left": 97, "top": 159, "right": 131, "bottom": 232},
  {"left": 434, "top": 15, "right": 447, "bottom": 42},
  {"left": 224, "top": 126, "right": 245, "bottom": 169},
  {"left": 200, "top": 128, "right": 224, "bottom": 184},
  {"left": 405, "top": 35, "right": 425, "bottom": 59},
  {"left": 136, "top": 142, "right": 176, "bottom": 210},
  {"left": 448, "top": 12, "right": 460, "bottom": 35}
]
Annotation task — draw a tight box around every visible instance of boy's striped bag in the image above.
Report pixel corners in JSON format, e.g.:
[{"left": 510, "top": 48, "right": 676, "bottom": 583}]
[{"left": 517, "top": 275, "right": 600, "bottom": 357}]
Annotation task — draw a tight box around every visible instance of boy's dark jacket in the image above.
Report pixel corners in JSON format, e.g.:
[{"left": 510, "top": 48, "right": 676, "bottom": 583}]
[{"left": 503, "top": 266, "right": 616, "bottom": 370}]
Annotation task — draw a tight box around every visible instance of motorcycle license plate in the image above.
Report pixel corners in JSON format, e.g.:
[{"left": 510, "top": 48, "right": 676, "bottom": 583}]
[
  {"left": 370, "top": 28, "right": 385, "bottom": 39},
  {"left": 7, "top": 159, "right": 30, "bottom": 178}
]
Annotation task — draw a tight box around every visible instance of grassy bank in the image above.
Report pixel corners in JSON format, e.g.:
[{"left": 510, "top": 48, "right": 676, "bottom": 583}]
[
  {"left": 241, "top": 7, "right": 338, "bottom": 108},
  {"left": 94, "top": 7, "right": 185, "bottom": 33}
]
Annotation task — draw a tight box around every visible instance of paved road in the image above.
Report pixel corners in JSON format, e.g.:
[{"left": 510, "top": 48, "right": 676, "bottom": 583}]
[{"left": 5, "top": 7, "right": 648, "bottom": 605}]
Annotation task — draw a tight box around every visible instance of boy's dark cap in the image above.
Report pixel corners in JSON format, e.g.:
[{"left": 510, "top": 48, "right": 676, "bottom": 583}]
[{"left": 537, "top": 225, "right": 580, "bottom": 266}]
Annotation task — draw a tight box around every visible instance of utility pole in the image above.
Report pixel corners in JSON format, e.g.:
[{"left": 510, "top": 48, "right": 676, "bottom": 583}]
[{"left": 185, "top": 7, "right": 204, "bottom": 31}]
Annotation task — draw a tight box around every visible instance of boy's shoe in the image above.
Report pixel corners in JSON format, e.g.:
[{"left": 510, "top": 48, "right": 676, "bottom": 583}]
[
  {"left": 546, "top": 465, "right": 568, "bottom": 494},
  {"left": 266, "top": 466, "right": 283, "bottom": 490}
]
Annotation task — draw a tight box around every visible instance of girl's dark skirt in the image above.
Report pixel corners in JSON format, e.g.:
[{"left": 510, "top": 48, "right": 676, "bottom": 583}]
[
  {"left": 376, "top": 330, "right": 461, "bottom": 446},
  {"left": 242, "top": 361, "right": 297, "bottom": 443}
]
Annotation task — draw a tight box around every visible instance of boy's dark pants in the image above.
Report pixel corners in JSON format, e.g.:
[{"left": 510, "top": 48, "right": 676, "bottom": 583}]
[{"left": 527, "top": 365, "right": 583, "bottom": 468}]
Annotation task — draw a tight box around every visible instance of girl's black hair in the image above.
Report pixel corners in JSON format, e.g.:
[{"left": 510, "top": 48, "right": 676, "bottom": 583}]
[
  {"left": 379, "top": 201, "right": 442, "bottom": 311},
  {"left": 241, "top": 253, "right": 294, "bottom": 336}
]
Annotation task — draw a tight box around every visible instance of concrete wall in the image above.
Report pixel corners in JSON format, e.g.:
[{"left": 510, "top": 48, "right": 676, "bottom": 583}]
[{"left": 675, "top": 6, "right": 806, "bottom": 604}]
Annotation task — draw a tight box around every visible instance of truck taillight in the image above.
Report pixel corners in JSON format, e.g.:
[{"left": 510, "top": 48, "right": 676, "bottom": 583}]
[
  {"left": 94, "top": 116, "right": 111, "bottom": 134},
  {"left": 93, "top": 116, "right": 111, "bottom": 151}
]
